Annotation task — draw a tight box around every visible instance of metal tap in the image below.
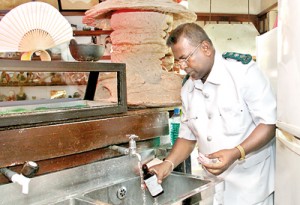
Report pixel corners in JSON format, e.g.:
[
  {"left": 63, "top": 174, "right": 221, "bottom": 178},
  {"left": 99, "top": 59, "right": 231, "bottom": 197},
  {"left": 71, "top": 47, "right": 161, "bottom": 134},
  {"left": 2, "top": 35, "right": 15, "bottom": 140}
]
[
  {"left": 0, "top": 161, "right": 39, "bottom": 194},
  {"left": 128, "top": 134, "right": 138, "bottom": 156},
  {"left": 109, "top": 134, "right": 139, "bottom": 156}
]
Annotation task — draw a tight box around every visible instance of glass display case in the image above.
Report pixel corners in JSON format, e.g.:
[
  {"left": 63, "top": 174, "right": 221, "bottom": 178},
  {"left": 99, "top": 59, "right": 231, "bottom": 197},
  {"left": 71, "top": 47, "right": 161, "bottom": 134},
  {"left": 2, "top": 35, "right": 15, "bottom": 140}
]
[{"left": 0, "top": 60, "right": 127, "bottom": 129}]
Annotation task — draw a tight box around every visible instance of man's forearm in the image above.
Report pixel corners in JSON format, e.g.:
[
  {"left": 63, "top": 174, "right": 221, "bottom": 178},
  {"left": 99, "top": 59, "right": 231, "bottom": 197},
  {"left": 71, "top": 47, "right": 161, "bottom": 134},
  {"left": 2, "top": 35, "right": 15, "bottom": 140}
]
[
  {"left": 239, "top": 123, "right": 276, "bottom": 158},
  {"left": 165, "top": 138, "right": 196, "bottom": 168}
]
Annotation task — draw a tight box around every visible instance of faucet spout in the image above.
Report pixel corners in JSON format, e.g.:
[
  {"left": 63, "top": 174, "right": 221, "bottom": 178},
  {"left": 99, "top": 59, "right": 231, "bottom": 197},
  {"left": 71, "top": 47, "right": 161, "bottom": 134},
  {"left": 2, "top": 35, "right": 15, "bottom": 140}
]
[
  {"left": 0, "top": 161, "right": 39, "bottom": 194},
  {"left": 128, "top": 134, "right": 138, "bottom": 156},
  {"left": 131, "top": 152, "right": 142, "bottom": 161},
  {"left": 0, "top": 168, "right": 30, "bottom": 194}
]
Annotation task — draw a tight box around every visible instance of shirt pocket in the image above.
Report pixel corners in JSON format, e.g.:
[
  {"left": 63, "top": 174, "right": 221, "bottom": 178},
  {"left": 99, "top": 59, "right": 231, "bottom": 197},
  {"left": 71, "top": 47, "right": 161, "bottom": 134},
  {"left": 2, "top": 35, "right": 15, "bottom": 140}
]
[{"left": 218, "top": 104, "right": 245, "bottom": 136}]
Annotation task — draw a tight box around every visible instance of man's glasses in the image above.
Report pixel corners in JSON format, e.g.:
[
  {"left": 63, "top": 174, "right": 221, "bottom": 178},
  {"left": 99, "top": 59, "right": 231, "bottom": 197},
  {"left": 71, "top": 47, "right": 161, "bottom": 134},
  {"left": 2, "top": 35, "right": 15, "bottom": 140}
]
[{"left": 174, "top": 42, "right": 202, "bottom": 68}]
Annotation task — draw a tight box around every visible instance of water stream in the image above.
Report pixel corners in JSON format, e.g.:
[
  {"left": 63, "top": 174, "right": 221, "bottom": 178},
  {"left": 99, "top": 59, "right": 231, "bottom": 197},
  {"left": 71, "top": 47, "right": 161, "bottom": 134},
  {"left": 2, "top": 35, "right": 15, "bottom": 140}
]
[
  {"left": 135, "top": 153, "right": 147, "bottom": 205},
  {"left": 135, "top": 153, "right": 159, "bottom": 205}
]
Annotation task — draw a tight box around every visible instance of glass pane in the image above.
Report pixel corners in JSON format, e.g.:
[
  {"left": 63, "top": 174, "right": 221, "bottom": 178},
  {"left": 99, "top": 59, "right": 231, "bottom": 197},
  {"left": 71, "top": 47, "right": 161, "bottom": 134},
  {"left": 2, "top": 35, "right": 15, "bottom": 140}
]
[{"left": 0, "top": 70, "right": 118, "bottom": 115}]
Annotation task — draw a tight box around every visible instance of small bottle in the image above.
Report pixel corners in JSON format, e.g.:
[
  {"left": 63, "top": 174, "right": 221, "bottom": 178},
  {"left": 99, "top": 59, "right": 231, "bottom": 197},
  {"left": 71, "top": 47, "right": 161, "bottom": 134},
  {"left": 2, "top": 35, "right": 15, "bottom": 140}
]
[
  {"left": 169, "top": 108, "right": 181, "bottom": 145},
  {"left": 142, "top": 164, "right": 164, "bottom": 197}
]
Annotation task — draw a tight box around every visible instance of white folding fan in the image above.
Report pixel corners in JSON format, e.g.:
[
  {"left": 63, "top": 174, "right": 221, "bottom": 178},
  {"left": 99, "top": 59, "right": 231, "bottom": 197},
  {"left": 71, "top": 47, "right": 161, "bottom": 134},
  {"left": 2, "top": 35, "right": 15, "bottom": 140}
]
[{"left": 0, "top": 2, "right": 73, "bottom": 60}]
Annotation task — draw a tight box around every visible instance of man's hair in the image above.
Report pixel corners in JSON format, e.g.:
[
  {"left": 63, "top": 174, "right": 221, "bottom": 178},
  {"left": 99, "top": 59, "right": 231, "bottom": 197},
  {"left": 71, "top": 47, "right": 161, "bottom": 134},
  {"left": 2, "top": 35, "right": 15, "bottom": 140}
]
[{"left": 167, "top": 23, "right": 212, "bottom": 47}]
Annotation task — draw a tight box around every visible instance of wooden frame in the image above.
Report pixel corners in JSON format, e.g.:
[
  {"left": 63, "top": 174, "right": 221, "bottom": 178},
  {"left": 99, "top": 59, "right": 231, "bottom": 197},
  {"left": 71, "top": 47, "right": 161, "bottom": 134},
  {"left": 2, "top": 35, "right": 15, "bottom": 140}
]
[
  {"left": 0, "top": 60, "right": 127, "bottom": 129},
  {"left": 58, "top": 0, "right": 100, "bottom": 12},
  {"left": 196, "top": 13, "right": 260, "bottom": 33},
  {"left": 0, "top": 109, "right": 169, "bottom": 181}
]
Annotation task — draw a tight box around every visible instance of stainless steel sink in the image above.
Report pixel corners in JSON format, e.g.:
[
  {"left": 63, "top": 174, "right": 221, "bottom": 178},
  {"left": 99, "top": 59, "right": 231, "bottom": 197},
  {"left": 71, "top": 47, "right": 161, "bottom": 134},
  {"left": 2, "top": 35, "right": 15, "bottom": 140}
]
[
  {"left": 0, "top": 148, "right": 223, "bottom": 205},
  {"left": 49, "top": 197, "right": 97, "bottom": 205},
  {"left": 82, "top": 172, "right": 220, "bottom": 205},
  {"left": 48, "top": 171, "right": 221, "bottom": 205}
]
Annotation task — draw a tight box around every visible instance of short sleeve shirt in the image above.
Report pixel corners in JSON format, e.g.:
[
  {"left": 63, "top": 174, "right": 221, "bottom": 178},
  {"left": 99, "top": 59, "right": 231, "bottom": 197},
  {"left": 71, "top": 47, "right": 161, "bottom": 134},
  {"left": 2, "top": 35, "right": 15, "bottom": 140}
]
[{"left": 179, "top": 52, "right": 276, "bottom": 154}]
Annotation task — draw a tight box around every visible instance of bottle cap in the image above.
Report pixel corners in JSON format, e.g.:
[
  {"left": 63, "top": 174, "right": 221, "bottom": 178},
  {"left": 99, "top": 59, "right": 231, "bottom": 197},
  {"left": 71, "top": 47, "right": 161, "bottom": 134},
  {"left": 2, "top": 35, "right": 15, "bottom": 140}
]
[{"left": 174, "top": 108, "right": 180, "bottom": 115}]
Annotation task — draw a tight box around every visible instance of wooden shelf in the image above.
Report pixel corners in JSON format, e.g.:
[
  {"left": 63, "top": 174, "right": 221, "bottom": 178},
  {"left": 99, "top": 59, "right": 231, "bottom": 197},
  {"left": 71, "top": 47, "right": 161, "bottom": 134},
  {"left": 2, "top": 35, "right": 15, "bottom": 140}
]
[
  {"left": 0, "top": 55, "right": 110, "bottom": 61},
  {"left": 0, "top": 82, "right": 84, "bottom": 87},
  {"left": 73, "top": 30, "right": 112, "bottom": 36},
  {"left": 196, "top": 12, "right": 260, "bottom": 32}
]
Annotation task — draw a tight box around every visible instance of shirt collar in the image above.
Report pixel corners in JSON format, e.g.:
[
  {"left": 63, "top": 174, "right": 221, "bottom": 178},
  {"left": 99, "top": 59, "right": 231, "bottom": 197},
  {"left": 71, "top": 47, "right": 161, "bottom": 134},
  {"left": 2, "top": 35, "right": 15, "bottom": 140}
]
[
  {"left": 193, "top": 79, "right": 203, "bottom": 91},
  {"left": 187, "top": 51, "right": 225, "bottom": 92},
  {"left": 205, "top": 51, "right": 225, "bottom": 85}
]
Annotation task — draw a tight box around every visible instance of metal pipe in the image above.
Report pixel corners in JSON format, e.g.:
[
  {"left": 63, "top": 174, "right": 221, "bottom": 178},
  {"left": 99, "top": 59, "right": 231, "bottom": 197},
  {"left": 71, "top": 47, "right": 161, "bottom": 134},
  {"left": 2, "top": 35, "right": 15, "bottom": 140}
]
[{"left": 0, "top": 161, "right": 39, "bottom": 194}]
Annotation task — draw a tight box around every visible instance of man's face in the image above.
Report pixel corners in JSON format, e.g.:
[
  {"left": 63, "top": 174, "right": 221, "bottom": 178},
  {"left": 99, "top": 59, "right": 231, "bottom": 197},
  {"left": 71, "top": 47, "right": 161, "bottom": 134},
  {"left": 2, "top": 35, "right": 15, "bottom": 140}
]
[{"left": 171, "top": 37, "right": 213, "bottom": 81}]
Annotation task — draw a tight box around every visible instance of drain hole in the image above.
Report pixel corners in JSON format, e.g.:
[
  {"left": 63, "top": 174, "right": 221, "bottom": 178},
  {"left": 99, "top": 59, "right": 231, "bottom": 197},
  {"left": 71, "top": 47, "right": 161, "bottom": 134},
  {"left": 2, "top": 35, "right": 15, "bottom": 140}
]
[{"left": 116, "top": 186, "right": 127, "bottom": 200}]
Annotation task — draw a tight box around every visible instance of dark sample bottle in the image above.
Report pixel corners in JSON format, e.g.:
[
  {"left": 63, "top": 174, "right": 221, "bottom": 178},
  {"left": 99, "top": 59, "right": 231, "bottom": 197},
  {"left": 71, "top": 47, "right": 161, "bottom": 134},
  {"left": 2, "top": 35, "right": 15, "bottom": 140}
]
[{"left": 142, "top": 164, "right": 164, "bottom": 197}]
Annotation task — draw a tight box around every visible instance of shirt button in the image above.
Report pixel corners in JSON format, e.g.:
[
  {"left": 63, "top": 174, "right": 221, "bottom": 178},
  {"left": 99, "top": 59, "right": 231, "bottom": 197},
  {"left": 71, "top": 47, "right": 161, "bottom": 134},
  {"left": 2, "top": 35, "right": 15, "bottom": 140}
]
[
  {"left": 207, "top": 136, "right": 212, "bottom": 141},
  {"left": 203, "top": 93, "right": 209, "bottom": 98}
]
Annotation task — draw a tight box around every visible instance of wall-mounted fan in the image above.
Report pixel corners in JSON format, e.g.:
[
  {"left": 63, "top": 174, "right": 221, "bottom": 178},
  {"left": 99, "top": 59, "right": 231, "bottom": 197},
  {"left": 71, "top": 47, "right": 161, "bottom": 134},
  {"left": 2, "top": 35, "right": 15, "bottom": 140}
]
[{"left": 0, "top": 2, "right": 73, "bottom": 61}]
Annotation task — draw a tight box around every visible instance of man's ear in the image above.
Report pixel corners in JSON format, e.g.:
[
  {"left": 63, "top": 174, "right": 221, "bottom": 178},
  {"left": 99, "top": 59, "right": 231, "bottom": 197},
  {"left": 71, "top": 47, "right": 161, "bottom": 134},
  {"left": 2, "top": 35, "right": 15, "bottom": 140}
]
[{"left": 201, "top": 41, "right": 212, "bottom": 56}]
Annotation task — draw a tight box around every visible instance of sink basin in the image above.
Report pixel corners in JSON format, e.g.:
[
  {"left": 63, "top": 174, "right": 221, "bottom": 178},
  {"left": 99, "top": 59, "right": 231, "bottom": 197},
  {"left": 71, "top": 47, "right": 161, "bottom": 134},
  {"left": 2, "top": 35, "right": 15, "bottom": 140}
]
[
  {"left": 48, "top": 171, "right": 222, "bottom": 205},
  {"left": 49, "top": 197, "right": 101, "bottom": 205},
  {"left": 82, "top": 172, "right": 220, "bottom": 205},
  {"left": 0, "top": 149, "right": 222, "bottom": 205}
]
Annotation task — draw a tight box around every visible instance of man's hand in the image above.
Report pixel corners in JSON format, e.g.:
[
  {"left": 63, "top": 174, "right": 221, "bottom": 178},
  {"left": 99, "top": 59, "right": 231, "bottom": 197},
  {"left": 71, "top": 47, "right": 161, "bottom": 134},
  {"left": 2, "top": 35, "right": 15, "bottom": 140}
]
[
  {"left": 148, "top": 160, "right": 173, "bottom": 184},
  {"left": 201, "top": 148, "right": 240, "bottom": 175},
  {"left": 148, "top": 138, "right": 196, "bottom": 183}
]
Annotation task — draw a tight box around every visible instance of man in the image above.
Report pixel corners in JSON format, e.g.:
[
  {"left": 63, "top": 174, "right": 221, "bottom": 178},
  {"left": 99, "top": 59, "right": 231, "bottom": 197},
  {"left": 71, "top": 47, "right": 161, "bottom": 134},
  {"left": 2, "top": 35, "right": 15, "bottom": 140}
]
[{"left": 151, "top": 23, "right": 276, "bottom": 205}]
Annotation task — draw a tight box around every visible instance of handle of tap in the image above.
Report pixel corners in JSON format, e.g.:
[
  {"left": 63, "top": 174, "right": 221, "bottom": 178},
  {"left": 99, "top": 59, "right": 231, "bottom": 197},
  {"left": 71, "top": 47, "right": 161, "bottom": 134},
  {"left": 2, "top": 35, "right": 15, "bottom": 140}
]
[
  {"left": 127, "top": 134, "right": 138, "bottom": 140},
  {"left": 21, "top": 161, "right": 39, "bottom": 178}
]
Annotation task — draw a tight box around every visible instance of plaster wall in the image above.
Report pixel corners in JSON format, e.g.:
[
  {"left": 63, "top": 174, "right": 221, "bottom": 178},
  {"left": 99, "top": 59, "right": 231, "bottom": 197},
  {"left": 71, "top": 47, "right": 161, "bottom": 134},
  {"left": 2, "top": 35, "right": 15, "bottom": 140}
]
[
  {"left": 261, "top": 0, "right": 277, "bottom": 12},
  {"left": 188, "top": 0, "right": 276, "bottom": 14},
  {"left": 0, "top": 0, "right": 278, "bottom": 15}
]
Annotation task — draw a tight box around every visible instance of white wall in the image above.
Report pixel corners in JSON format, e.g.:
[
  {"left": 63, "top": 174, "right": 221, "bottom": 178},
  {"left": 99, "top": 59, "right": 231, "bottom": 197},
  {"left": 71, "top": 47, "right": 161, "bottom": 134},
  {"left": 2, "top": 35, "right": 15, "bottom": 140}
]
[
  {"left": 188, "top": 0, "right": 276, "bottom": 14},
  {"left": 261, "top": 0, "right": 277, "bottom": 12},
  {"left": 204, "top": 23, "right": 259, "bottom": 56}
]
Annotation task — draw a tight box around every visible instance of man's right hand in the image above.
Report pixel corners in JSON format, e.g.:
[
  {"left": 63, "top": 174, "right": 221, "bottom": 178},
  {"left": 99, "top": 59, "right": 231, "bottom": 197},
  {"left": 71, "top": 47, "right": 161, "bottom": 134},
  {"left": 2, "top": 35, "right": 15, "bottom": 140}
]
[
  {"left": 149, "top": 160, "right": 173, "bottom": 184},
  {"left": 149, "top": 138, "right": 196, "bottom": 184}
]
